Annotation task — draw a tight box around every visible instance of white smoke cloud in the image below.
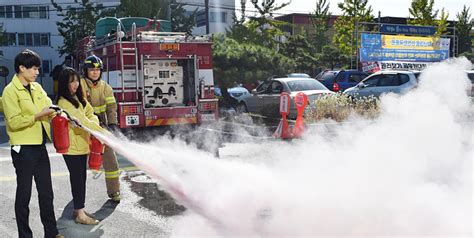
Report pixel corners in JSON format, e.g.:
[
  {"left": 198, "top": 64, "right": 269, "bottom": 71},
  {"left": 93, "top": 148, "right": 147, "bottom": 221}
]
[{"left": 93, "top": 57, "right": 473, "bottom": 237}]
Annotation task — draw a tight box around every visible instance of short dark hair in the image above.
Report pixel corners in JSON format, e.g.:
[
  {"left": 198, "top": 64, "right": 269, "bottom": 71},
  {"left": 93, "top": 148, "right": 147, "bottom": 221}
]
[
  {"left": 14, "top": 49, "right": 41, "bottom": 73},
  {"left": 55, "top": 67, "right": 87, "bottom": 109}
]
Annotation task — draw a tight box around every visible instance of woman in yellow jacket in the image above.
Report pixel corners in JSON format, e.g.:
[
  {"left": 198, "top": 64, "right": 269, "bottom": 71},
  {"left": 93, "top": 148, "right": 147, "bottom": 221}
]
[{"left": 56, "top": 67, "right": 106, "bottom": 225}]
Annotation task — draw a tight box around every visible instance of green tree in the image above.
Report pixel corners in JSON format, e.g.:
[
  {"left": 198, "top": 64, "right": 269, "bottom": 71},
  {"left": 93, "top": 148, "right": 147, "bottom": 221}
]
[
  {"left": 117, "top": 0, "right": 196, "bottom": 35},
  {"left": 213, "top": 34, "right": 296, "bottom": 87},
  {"left": 283, "top": 30, "right": 318, "bottom": 75},
  {"left": 456, "top": 5, "right": 473, "bottom": 55},
  {"left": 332, "top": 0, "right": 374, "bottom": 57},
  {"left": 310, "top": 0, "right": 331, "bottom": 53},
  {"left": 435, "top": 8, "right": 449, "bottom": 35},
  {"left": 170, "top": 0, "right": 197, "bottom": 35},
  {"left": 408, "top": 0, "right": 438, "bottom": 26},
  {"left": 116, "top": 0, "right": 167, "bottom": 19},
  {"left": 318, "top": 45, "right": 348, "bottom": 70},
  {"left": 246, "top": 0, "right": 291, "bottom": 47},
  {"left": 51, "top": 0, "right": 109, "bottom": 56}
]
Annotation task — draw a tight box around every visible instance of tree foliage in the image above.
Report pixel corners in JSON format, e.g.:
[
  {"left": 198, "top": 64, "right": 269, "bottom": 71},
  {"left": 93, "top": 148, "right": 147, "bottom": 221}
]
[
  {"left": 408, "top": 0, "right": 438, "bottom": 26},
  {"left": 242, "top": 0, "right": 291, "bottom": 47},
  {"left": 333, "top": 0, "right": 373, "bottom": 56},
  {"left": 318, "top": 45, "right": 348, "bottom": 70},
  {"left": 282, "top": 30, "right": 318, "bottom": 75},
  {"left": 51, "top": 0, "right": 109, "bottom": 56},
  {"left": 170, "top": 0, "right": 197, "bottom": 34},
  {"left": 212, "top": 35, "right": 296, "bottom": 87},
  {"left": 456, "top": 5, "right": 473, "bottom": 55},
  {"left": 435, "top": 8, "right": 449, "bottom": 35},
  {"left": 116, "top": 0, "right": 167, "bottom": 19},
  {"left": 310, "top": 0, "right": 331, "bottom": 53}
]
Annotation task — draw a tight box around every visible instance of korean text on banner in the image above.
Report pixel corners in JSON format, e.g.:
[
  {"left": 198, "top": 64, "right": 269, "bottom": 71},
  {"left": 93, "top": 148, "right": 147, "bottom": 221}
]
[{"left": 382, "top": 35, "right": 450, "bottom": 51}]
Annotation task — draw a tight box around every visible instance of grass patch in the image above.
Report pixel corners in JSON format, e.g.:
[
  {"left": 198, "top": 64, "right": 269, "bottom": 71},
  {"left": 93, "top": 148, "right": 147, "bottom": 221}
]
[{"left": 305, "top": 93, "right": 380, "bottom": 122}]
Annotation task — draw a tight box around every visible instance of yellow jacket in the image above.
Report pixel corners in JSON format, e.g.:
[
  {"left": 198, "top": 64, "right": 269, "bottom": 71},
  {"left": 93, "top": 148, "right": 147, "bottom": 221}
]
[
  {"left": 2, "top": 75, "right": 52, "bottom": 145},
  {"left": 80, "top": 77, "right": 117, "bottom": 126},
  {"left": 57, "top": 97, "right": 106, "bottom": 155}
]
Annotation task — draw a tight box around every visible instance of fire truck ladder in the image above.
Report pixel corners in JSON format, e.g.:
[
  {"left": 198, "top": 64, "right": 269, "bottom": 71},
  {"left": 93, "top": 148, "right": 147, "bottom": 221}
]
[{"left": 117, "top": 23, "right": 140, "bottom": 101}]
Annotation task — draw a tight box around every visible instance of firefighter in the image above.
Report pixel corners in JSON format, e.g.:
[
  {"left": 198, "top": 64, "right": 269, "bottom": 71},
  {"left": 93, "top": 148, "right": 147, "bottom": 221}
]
[{"left": 80, "top": 55, "right": 121, "bottom": 202}]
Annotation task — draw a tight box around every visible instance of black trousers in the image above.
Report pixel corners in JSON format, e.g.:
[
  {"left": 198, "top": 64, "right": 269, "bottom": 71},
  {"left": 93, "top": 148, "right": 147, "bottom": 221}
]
[
  {"left": 11, "top": 144, "right": 58, "bottom": 238},
  {"left": 62, "top": 154, "right": 88, "bottom": 210}
]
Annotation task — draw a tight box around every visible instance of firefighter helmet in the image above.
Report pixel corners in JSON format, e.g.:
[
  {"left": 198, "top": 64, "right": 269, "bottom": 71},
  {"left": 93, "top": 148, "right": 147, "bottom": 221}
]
[
  {"left": 83, "top": 55, "right": 103, "bottom": 81},
  {"left": 84, "top": 55, "right": 103, "bottom": 70}
]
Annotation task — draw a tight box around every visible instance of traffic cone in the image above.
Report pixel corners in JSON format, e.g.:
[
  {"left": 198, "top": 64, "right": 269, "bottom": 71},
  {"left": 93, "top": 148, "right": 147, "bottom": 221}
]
[
  {"left": 273, "top": 92, "right": 292, "bottom": 139},
  {"left": 292, "top": 92, "right": 308, "bottom": 137}
]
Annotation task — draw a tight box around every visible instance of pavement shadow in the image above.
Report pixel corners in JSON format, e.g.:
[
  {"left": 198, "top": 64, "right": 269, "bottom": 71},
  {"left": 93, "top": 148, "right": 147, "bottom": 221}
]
[
  {"left": 93, "top": 200, "right": 119, "bottom": 221},
  {"left": 56, "top": 200, "right": 105, "bottom": 238}
]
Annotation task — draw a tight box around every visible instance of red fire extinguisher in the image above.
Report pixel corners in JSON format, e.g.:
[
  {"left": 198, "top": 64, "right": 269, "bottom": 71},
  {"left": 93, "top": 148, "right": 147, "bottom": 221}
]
[
  {"left": 51, "top": 106, "right": 69, "bottom": 153},
  {"left": 89, "top": 136, "right": 104, "bottom": 170}
]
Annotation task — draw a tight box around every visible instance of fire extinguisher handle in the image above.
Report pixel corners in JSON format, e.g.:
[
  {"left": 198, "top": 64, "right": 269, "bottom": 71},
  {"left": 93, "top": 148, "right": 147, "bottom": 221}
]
[{"left": 49, "top": 105, "right": 62, "bottom": 112}]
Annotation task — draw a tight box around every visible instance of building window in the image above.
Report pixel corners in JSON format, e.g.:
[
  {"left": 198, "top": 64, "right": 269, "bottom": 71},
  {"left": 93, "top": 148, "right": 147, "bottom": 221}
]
[
  {"left": 39, "top": 6, "right": 47, "bottom": 18},
  {"left": 7, "top": 32, "right": 16, "bottom": 46},
  {"left": 14, "top": 5, "right": 21, "bottom": 18},
  {"left": 0, "top": 32, "right": 16, "bottom": 46},
  {"left": 25, "top": 33, "right": 32, "bottom": 45},
  {"left": 33, "top": 33, "right": 41, "bottom": 46},
  {"left": 5, "top": 5, "right": 13, "bottom": 18},
  {"left": 16, "top": 32, "right": 50, "bottom": 46},
  {"left": 209, "top": 11, "right": 227, "bottom": 23},
  {"left": 41, "top": 60, "right": 52, "bottom": 76},
  {"left": 23, "top": 6, "right": 39, "bottom": 18},
  {"left": 196, "top": 10, "right": 206, "bottom": 27},
  {"left": 40, "top": 33, "right": 49, "bottom": 46},
  {"left": 18, "top": 33, "right": 25, "bottom": 45},
  {"left": 0, "top": 5, "right": 48, "bottom": 19}
]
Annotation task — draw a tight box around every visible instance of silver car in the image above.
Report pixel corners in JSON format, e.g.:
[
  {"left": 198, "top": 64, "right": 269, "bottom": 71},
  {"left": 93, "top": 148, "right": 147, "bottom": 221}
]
[
  {"left": 238, "top": 77, "right": 333, "bottom": 119},
  {"left": 344, "top": 71, "right": 418, "bottom": 98}
]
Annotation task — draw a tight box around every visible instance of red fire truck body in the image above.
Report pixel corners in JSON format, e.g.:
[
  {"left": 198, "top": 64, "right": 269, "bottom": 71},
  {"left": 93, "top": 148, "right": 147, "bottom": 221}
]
[{"left": 74, "top": 20, "right": 218, "bottom": 129}]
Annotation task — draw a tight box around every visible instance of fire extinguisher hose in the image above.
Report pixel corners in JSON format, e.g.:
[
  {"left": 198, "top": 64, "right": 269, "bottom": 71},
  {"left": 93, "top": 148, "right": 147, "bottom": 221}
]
[{"left": 49, "top": 105, "right": 82, "bottom": 128}]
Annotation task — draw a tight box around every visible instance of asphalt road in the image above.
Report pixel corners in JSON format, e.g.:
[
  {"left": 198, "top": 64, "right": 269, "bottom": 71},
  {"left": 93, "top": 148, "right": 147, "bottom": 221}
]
[{"left": 0, "top": 143, "right": 176, "bottom": 238}]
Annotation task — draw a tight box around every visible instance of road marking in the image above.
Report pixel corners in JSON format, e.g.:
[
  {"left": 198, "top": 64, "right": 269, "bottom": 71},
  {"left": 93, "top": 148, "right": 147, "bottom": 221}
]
[{"left": 0, "top": 166, "right": 140, "bottom": 182}]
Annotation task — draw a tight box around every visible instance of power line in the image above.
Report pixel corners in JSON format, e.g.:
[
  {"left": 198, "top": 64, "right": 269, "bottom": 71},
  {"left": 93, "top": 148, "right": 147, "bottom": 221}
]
[{"left": 0, "top": 1, "right": 310, "bottom": 17}]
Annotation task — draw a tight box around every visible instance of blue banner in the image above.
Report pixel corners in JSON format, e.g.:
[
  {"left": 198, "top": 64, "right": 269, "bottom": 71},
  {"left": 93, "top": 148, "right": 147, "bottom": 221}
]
[
  {"left": 361, "top": 33, "right": 382, "bottom": 48},
  {"left": 360, "top": 48, "right": 449, "bottom": 62},
  {"left": 380, "top": 24, "right": 436, "bottom": 36}
]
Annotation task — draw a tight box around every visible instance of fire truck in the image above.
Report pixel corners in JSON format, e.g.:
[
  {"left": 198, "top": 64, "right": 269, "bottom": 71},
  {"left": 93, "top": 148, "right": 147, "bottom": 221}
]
[{"left": 73, "top": 17, "right": 218, "bottom": 129}]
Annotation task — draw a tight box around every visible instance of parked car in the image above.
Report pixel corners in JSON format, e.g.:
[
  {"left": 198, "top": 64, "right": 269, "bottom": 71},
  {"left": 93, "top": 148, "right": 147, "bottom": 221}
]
[
  {"left": 287, "top": 73, "right": 311, "bottom": 78},
  {"left": 467, "top": 70, "right": 474, "bottom": 97},
  {"left": 227, "top": 86, "right": 250, "bottom": 103},
  {"left": 344, "top": 70, "right": 418, "bottom": 98},
  {"left": 238, "top": 77, "right": 334, "bottom": 119},
  {"left": 316, "top": 70, "right": 369, "bottom": 92}
]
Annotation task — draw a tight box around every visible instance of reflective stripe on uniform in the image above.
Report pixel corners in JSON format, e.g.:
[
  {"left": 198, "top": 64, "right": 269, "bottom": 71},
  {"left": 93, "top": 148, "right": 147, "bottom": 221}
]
[
  {"left": 105, "top": 170, "right": 120, "bottom": 179},
  {"left": 105, "top": 96, "right": 116, "bottom": 104},
  {"left": 93, "top": 104, "right": 107, "bottom": 114}
]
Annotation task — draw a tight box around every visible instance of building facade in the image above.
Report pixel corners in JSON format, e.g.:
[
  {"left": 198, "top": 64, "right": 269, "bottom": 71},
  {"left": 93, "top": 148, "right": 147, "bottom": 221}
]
[
  {"left": 177, "top": 0, "right": 235, "bottom": 35},
  {"left": 0, "top": 0, "right": 118, "bottom": 95},
  {"left": 0, "top": 0, "right": 234, "bottom": 94}
]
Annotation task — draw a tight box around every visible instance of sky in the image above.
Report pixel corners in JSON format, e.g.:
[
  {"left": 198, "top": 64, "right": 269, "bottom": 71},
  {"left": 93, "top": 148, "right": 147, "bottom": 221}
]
[{"left": 238, "top": 0, "right": 472, "bottom": 20}]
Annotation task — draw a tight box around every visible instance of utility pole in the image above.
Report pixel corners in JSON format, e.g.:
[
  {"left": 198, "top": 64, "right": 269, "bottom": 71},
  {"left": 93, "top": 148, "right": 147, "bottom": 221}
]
[
  {"left": 167, "top": 0, "right": 171, "bottom": 21},
  {"left": 205, "top": 0, "right": 210, "bottom": 34}
]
